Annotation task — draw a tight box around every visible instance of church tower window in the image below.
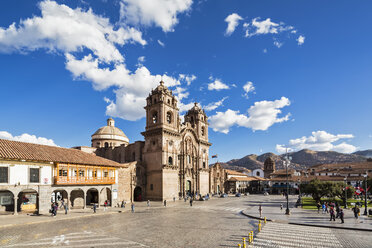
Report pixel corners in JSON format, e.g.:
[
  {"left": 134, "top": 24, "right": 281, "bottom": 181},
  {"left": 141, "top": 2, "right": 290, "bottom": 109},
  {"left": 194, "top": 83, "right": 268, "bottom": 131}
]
[
  {"left": 201, "top": 126, "right": 205, "bottom": 136},
  {"left": 152, "top": 112, "right": 158, "bottom": 124},
  {"left": 167, "top": 111, "right": 172, "bottom": 124},
  {"left": 168, "top": 156, "right": 173, "bottom": 165}
]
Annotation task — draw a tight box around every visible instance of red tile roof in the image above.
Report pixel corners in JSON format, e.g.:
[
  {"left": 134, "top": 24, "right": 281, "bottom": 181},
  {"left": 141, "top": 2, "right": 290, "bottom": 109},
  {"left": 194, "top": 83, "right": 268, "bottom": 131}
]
[{"left": 0, "top": 139, "right": 125, "bottom": 167}]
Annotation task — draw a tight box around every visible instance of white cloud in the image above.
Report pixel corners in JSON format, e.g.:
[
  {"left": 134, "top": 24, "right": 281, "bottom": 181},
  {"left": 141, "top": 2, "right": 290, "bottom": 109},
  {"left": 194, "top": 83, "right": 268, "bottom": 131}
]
[
  {"left": 297, "top": 35, "right": 305, "bottom": 45},
  {"left": 66, "top": 54, "right": 181, "bottom": 120},
  {"left": 157, "top": 39, "right": 165, "bottom": 47},
  {"left": 179, "top": 74, "right": 196, "bottom": 85},
  {"left": 0, "top": 131, "right": 58, "bottom": 146},
  {"left": 0, "top": 0, "right": 196, "bottom": 122},
  {"left": 224, "top": 13, "right": 243, "bottom": 36},
  {"left": 119, "top": 0, "right": 193, "bottom": 32},
  {"left": 273, "top": 40, "right": 283, "bottom": 48},
  {"left": 243, "top": 81, "right": 255, "bottom": 98},
  {"left": 276, "top": 131, "right": 357, "bottom": 154},
  {"left": 174, "top": 86, "right": 189, "bottom": 101},
  {"left": 208, "top": 78, "right": 230, "bottom": 91},
  {"left": 204, "top": 97, "right": 228, "bottom": 111},
  {"left": 0, "top": 0, "right": 146, "bottom": 63},
  {"left": 209, "top": 97, "right": 291, "bottom": 134},
  {"left": 138, "top": 56, "right": 145, "bottom": 63},
  {"left": 241, "top": 17, "right": 301, "bottom": 47}
]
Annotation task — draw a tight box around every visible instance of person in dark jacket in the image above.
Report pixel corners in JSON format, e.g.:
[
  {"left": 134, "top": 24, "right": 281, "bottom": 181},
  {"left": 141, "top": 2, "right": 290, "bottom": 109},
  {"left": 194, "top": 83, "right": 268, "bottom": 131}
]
[
  {"left": 329, "top": 207, "right": 335, "bottom": 221},
  {"left": 340, "top": 209, "right": 344, "bottom": 223}
]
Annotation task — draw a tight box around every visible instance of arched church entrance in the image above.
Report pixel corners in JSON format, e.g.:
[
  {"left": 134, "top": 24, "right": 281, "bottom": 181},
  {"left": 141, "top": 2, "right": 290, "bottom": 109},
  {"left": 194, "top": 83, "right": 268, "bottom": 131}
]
[
  {"left": 134, "top": 186, "right": 142, "bottom": 201},
  {"left": 186, "top": 180, "right": 191, "bottom": 196}
]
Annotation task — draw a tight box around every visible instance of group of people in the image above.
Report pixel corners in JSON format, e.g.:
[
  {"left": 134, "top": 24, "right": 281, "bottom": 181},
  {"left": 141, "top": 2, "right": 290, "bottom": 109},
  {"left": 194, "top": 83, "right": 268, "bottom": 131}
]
[
  {"left": 50, "top": 200, "right": 68, "bottom": 216},
  {"left": 317, "top": 201, "right": 345, "bottom": 223}
]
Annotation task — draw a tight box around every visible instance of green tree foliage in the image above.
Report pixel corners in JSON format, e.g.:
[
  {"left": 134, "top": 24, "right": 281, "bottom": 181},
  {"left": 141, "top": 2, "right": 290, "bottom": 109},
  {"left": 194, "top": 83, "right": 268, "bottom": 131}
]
[{"left": 300, "top": 179, "right": 354, "bottom": 203}]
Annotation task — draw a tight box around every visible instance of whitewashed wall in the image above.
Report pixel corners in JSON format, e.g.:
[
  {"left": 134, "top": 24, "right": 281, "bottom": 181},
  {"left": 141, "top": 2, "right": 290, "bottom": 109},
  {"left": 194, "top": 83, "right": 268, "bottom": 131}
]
[{"left": 0, "top": 162, "right": 52, "bottom": 185}]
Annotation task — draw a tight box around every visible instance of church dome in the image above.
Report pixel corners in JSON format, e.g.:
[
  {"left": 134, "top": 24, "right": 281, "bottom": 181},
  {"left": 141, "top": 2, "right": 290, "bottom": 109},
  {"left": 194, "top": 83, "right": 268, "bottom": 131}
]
[{"left": 91, "top": 118, "right": 129, "bottom": 148}]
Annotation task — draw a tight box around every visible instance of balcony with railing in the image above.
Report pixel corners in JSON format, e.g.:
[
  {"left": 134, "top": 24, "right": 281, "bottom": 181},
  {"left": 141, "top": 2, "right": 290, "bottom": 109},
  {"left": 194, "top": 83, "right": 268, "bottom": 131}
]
[{"left": 53, "top": 164, "right": 116, "bottom": 185}]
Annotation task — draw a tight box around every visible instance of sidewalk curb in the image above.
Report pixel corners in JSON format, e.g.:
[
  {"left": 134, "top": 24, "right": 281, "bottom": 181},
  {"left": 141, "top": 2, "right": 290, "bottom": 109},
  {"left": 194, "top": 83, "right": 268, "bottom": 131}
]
[
  {"left": 241, "top": 211, "right": 372, "bottom": 232},
  {"left": 0, "top": 210, "right": 120, "bottom": 230}
]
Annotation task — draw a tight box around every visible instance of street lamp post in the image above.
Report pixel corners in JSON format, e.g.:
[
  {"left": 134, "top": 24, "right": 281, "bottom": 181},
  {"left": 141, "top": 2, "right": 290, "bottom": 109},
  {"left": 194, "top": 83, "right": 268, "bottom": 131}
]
[
  {"left": 344, "top": 177, "right": 347, "bottom": 209},
  {"left": 364, "top": 172, "right": 368, "bottom": 215},
  {"left": 285, "top": 152, "right": 291, "bottom": 215}
]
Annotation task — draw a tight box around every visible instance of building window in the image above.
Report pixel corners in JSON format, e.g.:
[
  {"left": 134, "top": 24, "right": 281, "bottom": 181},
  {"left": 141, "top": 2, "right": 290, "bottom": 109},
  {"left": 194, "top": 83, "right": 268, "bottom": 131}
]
[
  {"left": 0, "top": 167, "right": 8, "bottom": 183},
  {"left": 203, "top": 162, "right": 206, "bottom": 168},
  {"left": 96, "top": 142, "right": 100, "bottom": 146},
  {"left": 167, "top": 111, "right": 172, "bottom": 124},
  {"left": 79, "top": 170, "right": 85, "bottom": 177},
  {"left": 187, "top": 155, "right": 191, "bottom": 164},
  {"left": 104, "top": 171, "right": 109, "bottom": 177},
  {"left": 256, "top": 171, "right": 260, "bottom": 176},
  {"left": 201, "top": 126, "right": 205, "bottom": 136},
  {"left": 168, "top": 156, "right": 173, "bottom": 165},
  {"left": 152, "top": 112, "right": 158, "bottom": 124},
  {"left": 104, "top": 142, "right": 109, "bottom": 148},
  {"left": 150, "top": 184, "right": 154, "bottom": 191},
  {"left": 59, "top": 169, "right": 67, "bottom": 177},
  {"left": 30, "top": 168, "right": 40, "bottom": 183}
]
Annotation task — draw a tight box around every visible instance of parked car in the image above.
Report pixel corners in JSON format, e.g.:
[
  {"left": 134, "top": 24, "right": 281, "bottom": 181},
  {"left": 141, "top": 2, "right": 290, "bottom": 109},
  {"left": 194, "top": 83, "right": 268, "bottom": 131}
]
[
  {"left": 235, "top": 193, "right": 241, "bottom": 197},
  {"left": 220, "top": 193, "right": 228, "bottom": 198}
]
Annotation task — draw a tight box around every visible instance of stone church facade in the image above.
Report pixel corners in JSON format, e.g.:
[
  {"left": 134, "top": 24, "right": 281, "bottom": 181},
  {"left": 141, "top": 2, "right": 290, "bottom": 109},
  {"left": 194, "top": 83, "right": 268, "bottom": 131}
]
[{"left": 93, "top": 81, "right": 211, "bottom": 201}]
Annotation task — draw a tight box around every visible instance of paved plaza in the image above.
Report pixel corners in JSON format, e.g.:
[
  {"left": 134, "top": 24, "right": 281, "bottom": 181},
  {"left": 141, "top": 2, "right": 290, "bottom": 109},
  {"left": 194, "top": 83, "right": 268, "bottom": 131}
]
[{"left": 0, "top": 195, "right": 371, "bottom": 247}]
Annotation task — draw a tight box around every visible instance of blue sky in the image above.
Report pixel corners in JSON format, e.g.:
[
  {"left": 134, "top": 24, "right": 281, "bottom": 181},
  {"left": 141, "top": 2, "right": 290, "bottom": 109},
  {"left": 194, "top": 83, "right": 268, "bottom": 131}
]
[{"left": 0, "top": 0, "right": 371, "bottom": 162}]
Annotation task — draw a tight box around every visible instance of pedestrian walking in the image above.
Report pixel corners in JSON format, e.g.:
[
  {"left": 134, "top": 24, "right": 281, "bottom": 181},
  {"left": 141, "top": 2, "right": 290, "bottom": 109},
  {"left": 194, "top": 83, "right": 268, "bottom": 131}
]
[
  {"left": 147, "top": 200, "right": 150, "bottom": 207},
  {"left": 104, "top": 200, "right": 108, "bottom": 211},
  {"left": 280, "top": 204, "right": 283, "bottom": 211},
  {"left": 164, "top": 200, "right": 167, "bottom": 207},
  {"left": 352, "top": 206, "right": 360, "bottom": 219},
  {"left": 322, "top": 203, "right": 326, "bottom": 214},
  {"left": 93, "top": 203, "right": 97, "bottom": 213},
  {"left": 329, "top": 207, "right": 335, "bottom": 221},
  {"left": 325, "top": 203, "right": 329, "bottom": 213},
  {"left": 64, "top": 203, "right": 68, "bottom": 215},
  {"left": 316, "top": 202, "right": 321, "bottom": 213},
  {"left": 340, "top": 209, "right": 344, "bottom": 223},
  {"left": 121, "top": 200, "right": 125, "bottom": 208},
  {"left": 259, "top": 204, "right": 262, "bottom": 218},
  {"left": 335, "top": 205, "right": 340, "bottom": 218},
  {"left": 189, "top": 198, "right": 193, "bottom": 207},
  {"left": 131, "top": 202, "right": 135, "bottom": 213},
  {"left": 173, "top": 197, "right": 176, "bottom": 202}
]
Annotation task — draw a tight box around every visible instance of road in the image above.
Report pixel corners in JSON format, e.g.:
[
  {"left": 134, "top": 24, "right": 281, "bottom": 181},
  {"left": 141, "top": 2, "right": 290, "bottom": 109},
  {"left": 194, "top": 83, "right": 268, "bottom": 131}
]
[{"left": 0, "top": 195, "right": 371, "bottom": 247}]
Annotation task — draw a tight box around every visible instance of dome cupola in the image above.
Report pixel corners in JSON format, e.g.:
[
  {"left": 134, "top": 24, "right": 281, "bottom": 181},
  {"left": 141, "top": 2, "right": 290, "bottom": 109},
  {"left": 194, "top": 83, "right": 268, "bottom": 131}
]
[{"left": 91, "top": 118, "right": 129, "bottom": 148}]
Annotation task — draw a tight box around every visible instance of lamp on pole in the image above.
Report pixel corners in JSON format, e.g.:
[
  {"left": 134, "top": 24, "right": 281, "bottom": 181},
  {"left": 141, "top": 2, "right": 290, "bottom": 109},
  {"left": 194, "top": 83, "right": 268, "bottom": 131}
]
[
  {"left": 364, "top": 172, "right": 368, "bottom": 216},
  {"left": 344, "top": 177, "right": 347, "bottom": 209},
  {"left": 285, "top": 151, "right": 291, "bottom": 215}
]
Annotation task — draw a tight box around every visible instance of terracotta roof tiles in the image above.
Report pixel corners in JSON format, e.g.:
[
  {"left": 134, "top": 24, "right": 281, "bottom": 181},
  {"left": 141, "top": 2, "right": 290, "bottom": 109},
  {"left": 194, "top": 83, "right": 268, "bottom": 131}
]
[{"left": 0, "top": 139, "right": 124, "bottom": 167}]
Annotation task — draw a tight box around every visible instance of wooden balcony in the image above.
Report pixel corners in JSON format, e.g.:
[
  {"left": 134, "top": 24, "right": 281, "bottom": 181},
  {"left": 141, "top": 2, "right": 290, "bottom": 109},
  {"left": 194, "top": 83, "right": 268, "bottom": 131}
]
[{"left": 54, "top": 176, "right": 115, "bottom": 185}]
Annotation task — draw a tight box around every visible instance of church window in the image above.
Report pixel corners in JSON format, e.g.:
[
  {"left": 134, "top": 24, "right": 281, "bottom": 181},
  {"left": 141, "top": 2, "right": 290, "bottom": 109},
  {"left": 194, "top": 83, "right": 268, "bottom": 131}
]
[
  {"left": 168, "top": 156, "right": 173, "bottom": 165},
  {"left": 256, "top": 171, "right": 260, "bottom": 176},
  {"left": 203, "top": 162, "right": 206, "bottom": 168},
  {"left": 201, "top": 126, "right": 205, "bottom": 136},
  {"left": 152, "top": 112, "right": 158, "bottom": 124},
  {"left": 104, "top": 142, "right": 109, "bottom": 148},
  {"left": 150, "top": 184, "right": 154, "bottom": 191},
  {"left": 187, "top": 155, "right": 191, "bottom": 164},
  {"left": 167, "top": 99, "right": 170, "bottom": 104},
  {"left": 167, "top": 111, "right": 172, "bottom": 124}
]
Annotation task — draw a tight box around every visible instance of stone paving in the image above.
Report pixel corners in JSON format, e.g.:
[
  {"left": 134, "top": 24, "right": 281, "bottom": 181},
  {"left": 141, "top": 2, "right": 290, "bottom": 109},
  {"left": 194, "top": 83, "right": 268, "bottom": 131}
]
[
  {"left": 242, "top": 195, "right": 372, "bottom": 231},
  {"left": 0, "top": 195, "right": 371, "bottom": 247}
]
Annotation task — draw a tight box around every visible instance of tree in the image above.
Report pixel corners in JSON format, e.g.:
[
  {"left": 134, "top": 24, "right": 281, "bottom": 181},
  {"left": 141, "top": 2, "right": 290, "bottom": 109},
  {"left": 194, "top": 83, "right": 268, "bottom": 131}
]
[{"left": 300, "top": 179, "right": 354, "bottom": 203}]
